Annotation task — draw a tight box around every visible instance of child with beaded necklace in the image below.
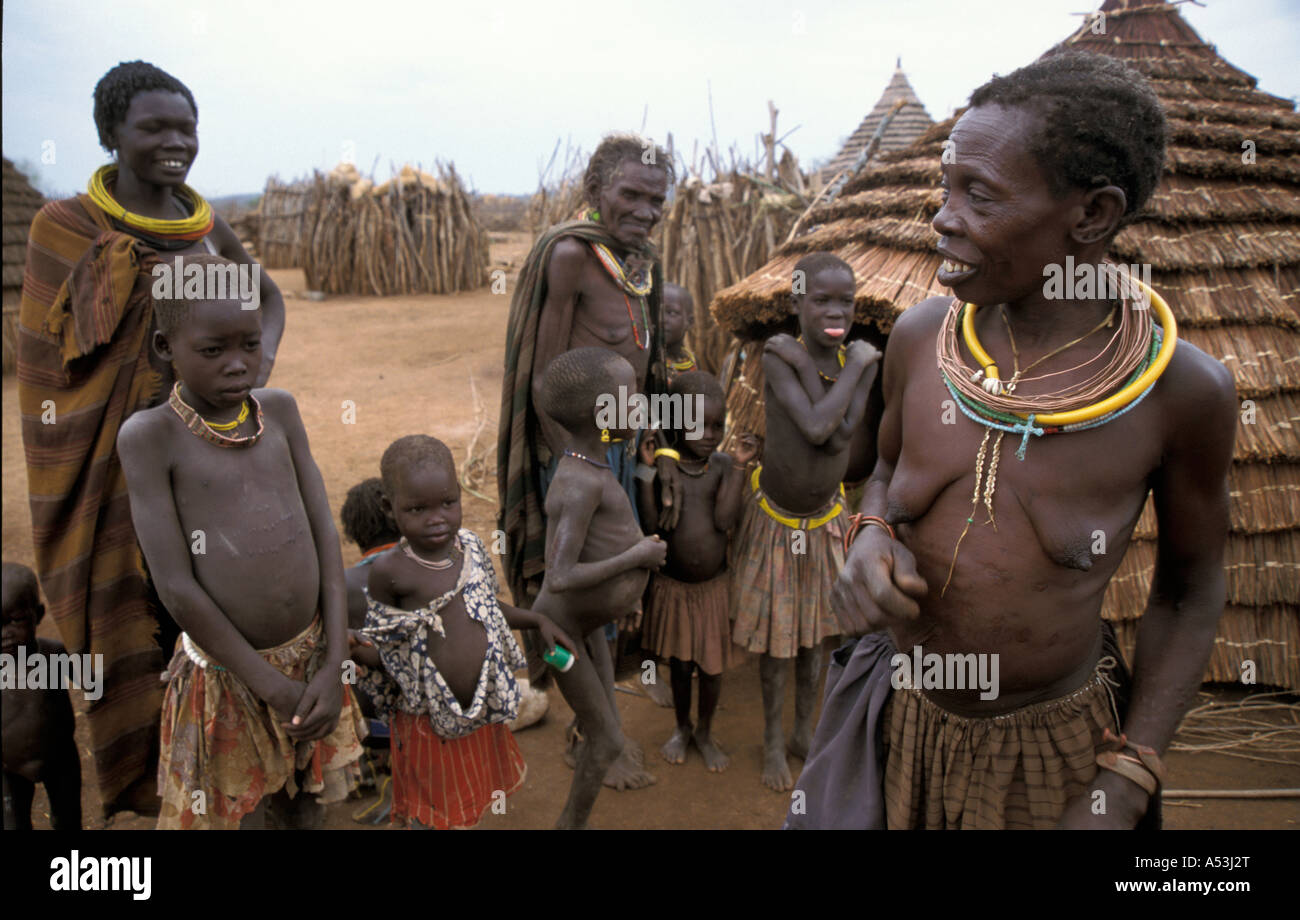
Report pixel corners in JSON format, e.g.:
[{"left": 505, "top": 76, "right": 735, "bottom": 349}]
[
  {"left": 662, "top": 283, "right": 699, "bottom": 383},
  {"left": 349, "top": 434, "right": 576, "bottom": 829},
  {"left": 117, "top": 261, "right": 366, "bottom": 828},
  {"left": 731, "top": 251, "right": 879, "bottom": 793},
  {"left": 530, "top": 347, "right": 669, "bottom": 828},
  {"left": 636, "top": 371, "right": 753, "bottom": 772}
]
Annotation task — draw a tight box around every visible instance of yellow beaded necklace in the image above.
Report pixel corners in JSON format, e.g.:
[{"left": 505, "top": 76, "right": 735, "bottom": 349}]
[
  {"left": 87, "top": 165, "right": 214, "bottom": 239},
  {"left": 959, "top": 278, "right": 1177, "bottom": 426},
  {"left": 205, "top": 401, "right": 250, "bottom": 431}
]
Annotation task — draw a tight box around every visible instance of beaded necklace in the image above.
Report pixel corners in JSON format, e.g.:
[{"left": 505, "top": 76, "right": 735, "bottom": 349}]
[
  {"left": 169, "top": 383, "right": 263, "bottom": 448},
  {"left": 667, "top": 344, "right": 697, "bottom": 374},
  {"left": 796, "top": 335, "right": 847, "bottom": 383},
  {"left": 88, "top": 165, "right": 214, "bottom": 240},
  {"left": 588, "top": 240, "right": 653, "bottom": 296},
  {"left": 588, "top": 241, "right": 652, "bottom": 351},
  {"left": 399, "top": 536, "right": 457, "bottom": 571},
  {"left": 948, "top": 275, "right": 1177, "bottom": 425},
  {"left": 206, "top": 401, "right": 250, "bottom": 431},
  {"left": 933, "top": 280, "right": 1178, "bottom": 596},
  {"left": 563, "top": 449, "right": 611, "bottom": 469}
]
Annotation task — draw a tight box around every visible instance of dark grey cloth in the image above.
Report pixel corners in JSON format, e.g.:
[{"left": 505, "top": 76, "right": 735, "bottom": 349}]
[
  {"left": 783, "top": 631, "right": 897, "bottom": 829},
  {"left": 784, "top": 622, "right": 1161, "bottom": 830}
]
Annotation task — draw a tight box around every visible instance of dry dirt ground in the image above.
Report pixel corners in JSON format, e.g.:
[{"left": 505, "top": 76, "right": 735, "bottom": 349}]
[{"left": 3, "top": 232, "right": 1297, "bottom": 830}]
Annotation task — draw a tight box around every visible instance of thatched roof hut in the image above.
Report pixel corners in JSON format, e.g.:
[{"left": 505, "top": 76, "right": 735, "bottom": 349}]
[
  {"left": 818, "top": 60, "right": 935, "bottom": 186},
  {"left": 3, "top": 157, "right": 45, "bottom": 373},
  {"left": 713, "top": 0, "right": 1300, "bottom": 688}
]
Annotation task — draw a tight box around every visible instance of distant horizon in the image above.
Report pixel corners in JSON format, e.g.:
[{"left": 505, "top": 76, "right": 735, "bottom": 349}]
[{"left": 4, "top": 0, "right": 1297, "bottom": 201}]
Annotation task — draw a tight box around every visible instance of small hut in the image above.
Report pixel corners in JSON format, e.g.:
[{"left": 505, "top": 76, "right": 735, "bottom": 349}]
[
  {"left": 256, "top": 163, "right": 489, "bottom": 296},
  {"left": 3, "top": 158, "right": 45, "bottom": 373},
  {"left": 818, "top": 60, "right": 935, "bottom": 187},
  {"left": 712, "top": 0, "right": 1300, "bottom": 688}
]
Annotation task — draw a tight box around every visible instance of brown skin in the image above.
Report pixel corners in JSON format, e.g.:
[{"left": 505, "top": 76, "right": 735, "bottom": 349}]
[
  {"left": 531, "top": 357, "right": 669, "bottom": 828},
  {"left": 755, "top": 268, "right": 880, "bottom": 791},
  {"left": 637, "top": 397, "right": 749, "bottom": 580},
  {"left": 636, "top": 398, "right": 753, "bottom": 771},
  {"left": 532, "top": 158, "right": 684, "bottom": 526},
  {"left": 109, "top": 89, "right": 284, "bottom": 387},
  {"left": 117, "top": 298, "right": 346, "bottom": 742},
  {"left": 2, "top": 572, "right": 82, "bottom": 831},
  {"left": 353, "top": 465, "right": 575, "bottom": 712},
  {"left": 831, "top": 104, "right": 1237, "bottom": 828},
  {"left": 761, "top": 268, "right": 880, "bottom": 512},
  {"left": 842, "top": 327, "right": 888, "bottom": 485},
  {"left": 766, "top": 324, "right": 883, "bottom": 487}
]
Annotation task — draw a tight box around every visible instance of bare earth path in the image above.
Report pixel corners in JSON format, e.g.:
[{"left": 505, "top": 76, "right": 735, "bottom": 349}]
[{"left": 3, "top": 233, "right": 1296, "bottom": 829}]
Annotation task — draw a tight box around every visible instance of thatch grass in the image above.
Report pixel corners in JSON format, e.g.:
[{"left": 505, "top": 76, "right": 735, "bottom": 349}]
[
  {"left": 660, "top": 167, "right": 806, "bottom": 372},
  {"left": 1132, "top": 463, "right": 1300, "bottom": 540},
  {"left": 3, "top": 157, "right": 45, "bottom": 374},
  {"left": 819, "top": 62, "right": 935, "bottom": 185},
  {"left": 1111, "top": 606, "right": 1299, "bottom": 690}
]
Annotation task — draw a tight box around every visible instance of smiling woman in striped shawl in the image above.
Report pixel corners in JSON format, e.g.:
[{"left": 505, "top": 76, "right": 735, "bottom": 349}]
[{"left": 15, "top": 61, "right": 285, "bottom": 819}]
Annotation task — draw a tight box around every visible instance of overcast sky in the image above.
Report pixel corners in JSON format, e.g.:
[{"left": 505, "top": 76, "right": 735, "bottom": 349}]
[{"left": 3, "top": 0, "right": 1297, "bottom": 198}]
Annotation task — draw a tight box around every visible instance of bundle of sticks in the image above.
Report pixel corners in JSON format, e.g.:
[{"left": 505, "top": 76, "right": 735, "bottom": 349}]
[
  {"left": 526, "top": 141, "right": 588, "bottom": 237},
  {"left": 296, "top": 162, "right": 489, "bottom": 296},
  {"left": 660, "top": 165, "right": 804, "bottom": 372},
  {"left": 255, "top": 177, "right": 310, "bottom": 269}
]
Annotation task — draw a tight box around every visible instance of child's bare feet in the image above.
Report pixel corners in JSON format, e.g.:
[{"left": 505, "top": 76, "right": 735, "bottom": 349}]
[
  {"left": 661, "top": 726, "right": 691, "bottom": 764},
  {"left": 566, "top": 726, "right": 657, "bottom": 788},
  {"left": 761, "top": 743, "right": 793, "bottom": 791},
  {"left": 622, "top": 736, "right": 646, "bottom": 766},
  {"left": 693, "top": 728, "right": 730, "bottom": 773},
  {"left": 604, "top": 744, "right": 657, "bottom": 789},
  {"left": 644, "top": 676, "right": 674, "bottom": 707}
]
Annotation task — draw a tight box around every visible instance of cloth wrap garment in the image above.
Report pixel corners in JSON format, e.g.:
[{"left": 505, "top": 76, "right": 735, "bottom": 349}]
[
  {"left": 784, "top": 624, "right": 1161, "bottom": 829},
  {"left": 730, "top": 467, "right": 846, "bottom": 659},
  {"left": 155, "top": 617, "right": 367, "bottom": 830},
  {"left": 16, "top": 193, "right": 179, "bottom": 816},
  {"left": 357, "top": 529, "right": 529, "bottom": 828}
]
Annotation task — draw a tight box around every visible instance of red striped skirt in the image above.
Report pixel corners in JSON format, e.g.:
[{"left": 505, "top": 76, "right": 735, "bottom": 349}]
[{"left": 389, "top": 712, "right": 527, "bottom": 829}]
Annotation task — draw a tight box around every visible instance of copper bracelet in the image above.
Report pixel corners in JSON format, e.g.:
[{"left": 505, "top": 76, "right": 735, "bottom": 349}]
[{"left": 844, "top": 514, "right": 896, "bottom": 555}]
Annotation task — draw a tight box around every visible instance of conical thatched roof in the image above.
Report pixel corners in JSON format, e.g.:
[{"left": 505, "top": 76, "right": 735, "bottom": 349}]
[
  {"left": 3, "top": 157, "right": 44, "bottom": 303},
  {"left": 714, "top": 1, "right": 1300, "bottom": 688},
  {"left": 818, "top": 60, "right": 935, "bottom": 186}
]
